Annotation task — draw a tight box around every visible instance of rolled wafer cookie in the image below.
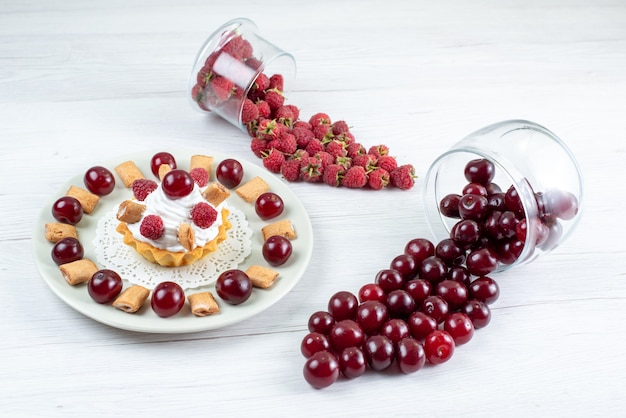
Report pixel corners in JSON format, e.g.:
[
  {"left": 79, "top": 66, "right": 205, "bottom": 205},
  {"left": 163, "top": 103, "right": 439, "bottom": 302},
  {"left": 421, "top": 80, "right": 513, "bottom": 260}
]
[
  {"left": 188, "top": 292, "right": 220, "bottom": 317},
  {"left": 59, "top": 258, "right": 98, "bottom": 286},
  {"left": 113, "top": 285, "right": 150, "bottom": 313}
]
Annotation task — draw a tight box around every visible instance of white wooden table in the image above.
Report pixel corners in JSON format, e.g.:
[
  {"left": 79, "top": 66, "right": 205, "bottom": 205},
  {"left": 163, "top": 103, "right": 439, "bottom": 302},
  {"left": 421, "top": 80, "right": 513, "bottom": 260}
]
[{"left": 2, "top": 1, "right": 625, "bottom": 416}]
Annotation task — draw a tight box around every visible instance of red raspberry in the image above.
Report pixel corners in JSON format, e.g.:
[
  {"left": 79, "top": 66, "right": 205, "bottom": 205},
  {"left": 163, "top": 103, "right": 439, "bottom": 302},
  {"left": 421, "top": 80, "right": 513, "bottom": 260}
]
[
  {"left": 254, "top": 73, "right": 270, "bottom": 92},
  {"left": 245, "top": 57, "right": 263, "bottom": 71},
  {"left": 377, "top": 154, "right": 398, "bottom": 173},
  {"left": 209, "top": 76, "right": 235, "bottom": 100},
  {"left": 241, "top": 98, "right": 259, "bottom": 125},
  {"left": 280, "top": 158, "right": 301, "bottom": 182},
  {"left": 292, "top": 127, "right": 315, "bottom": 149},
  {"left": 250, "top": 137, "right": 269, "bottom": 158},
  {"left": 132, "top": 179, "right": 158, "bottom": 201},
  {"left": 390, "top": 164, "right": 416, "bottom": 190},
  {"left": 315, "top": 151, "right": 334, "bottom": 168},
  {"left": 191, "top": 202, "right": 218, "bottom": 228},
  {"left": 256, "top": 101, "right": 271, "bottom": 119},
  {"left": 264, "top": 89, "right": 285, "bottom": 111},
  {"left": 335, "top": 156, "right": 352, "bottom": 170},
  {"left": 336, "top": 131, "right": 356, "bottom": 145},
  {"left": 222, "top": 35, "right": 244, "bottom": 57},
  {"left": 325, "top": 139, "right": 348, "bottom": 159},
  {"left": 293, "top": 120, "right": 312, "bottom": 130},
  {"left": 256, "top": 118, "right": 287, "bottom": 141},
  {"left": 309, "top": 112, "right": 331, "bottom": 126},
  {"left": 301, "top": 157, "right": 323, "bottom": 182},
  {"left": 285, "top": 104, "right": 300, "bottom": 121},
  {"left": 262, "top": 148, "right": 286, "bottom": 173},
  {"left": 341, "top": 166, "right": 368, "bottom": 188},
  {"left": 275, "top": 133, "right": 297, "bottom": 155},
  {"left": 331, "top": 120, "right": 350, "bottom": 136},
  {"left": 273, "top": 106, "right": 295, "bottom": 127},
  {"left": 305, "top": 138, "right": 324, "bottom": 155},
  {"left": 239, "top": 39, "right": 253, "bottom": 60},
  {"left": 196, "top": 65, "right": 213, "bottom": 88},
  {"left": 368, "top": 144, "right": 390, "bottom": 158},
  {"left": 353, "top": 154, "right": 377, "bottom": 171},
  {"left": 269, "top": 74, "right": 284, "bottom": 91},
  {"left": 347, "top": 142, "right": 366, "bottom": 159},
  {"left": 312, "top": 124, "right": 333, "bottom": 141},
  {"left": 139, "top": 215, "right": 164, "bottom": 240},
  {"left": 367, "top": 168, "right": 390, "bottom": 190},
  {"left": 190, "top": 167, "right": 209, "bottom": 187},
  {"left": 291, "top": 149, "right": 310, "bottom": 162},
  {"left": 322, "top": 164, "right": 345, "bottom": 187}
]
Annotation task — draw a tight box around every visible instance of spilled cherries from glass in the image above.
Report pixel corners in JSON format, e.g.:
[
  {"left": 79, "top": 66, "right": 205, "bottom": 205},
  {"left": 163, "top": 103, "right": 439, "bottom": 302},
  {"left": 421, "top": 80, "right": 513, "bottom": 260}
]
[{"left": 302, "top": 158, "right": 579, "bottom": 388}]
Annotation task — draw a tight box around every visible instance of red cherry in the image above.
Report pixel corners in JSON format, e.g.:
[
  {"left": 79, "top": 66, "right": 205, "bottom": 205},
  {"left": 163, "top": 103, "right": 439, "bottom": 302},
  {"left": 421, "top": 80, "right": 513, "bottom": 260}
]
[
  {"left": 150, "top": 152, "right": 177, "bottom": 177},
  {"left": 83, "top": 166, "right": 116, "bottom": 196},
  {"left": 161, "top": 169, "right": 194, "bottom": 199},
  {"left": 151, "top": 281, "right": 185, "bottom": 318},
  {"left": 262, "top": 235, "right": 292, "bottom": 266},
  {"left": 88, "top": 269, "right": 123, "bottom": 304},
  {"left": 216, "top": 158, "right": 244, "bottom": 188}
]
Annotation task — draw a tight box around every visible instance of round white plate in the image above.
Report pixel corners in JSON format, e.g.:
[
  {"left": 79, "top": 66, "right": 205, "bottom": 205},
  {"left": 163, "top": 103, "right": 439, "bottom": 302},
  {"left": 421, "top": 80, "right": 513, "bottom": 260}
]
[{"left": 33, "top": 149, "right": 313, "bottom": 333}]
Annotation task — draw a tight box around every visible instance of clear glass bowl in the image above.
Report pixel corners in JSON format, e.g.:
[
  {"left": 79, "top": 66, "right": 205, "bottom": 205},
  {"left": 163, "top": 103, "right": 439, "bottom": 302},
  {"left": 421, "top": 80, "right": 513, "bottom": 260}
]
[
  {"left": 188, "top": 18, "right": 296, "bottom": 130},
  {"left": 424, "top": 119, "right": 584, "bottom": 272}
]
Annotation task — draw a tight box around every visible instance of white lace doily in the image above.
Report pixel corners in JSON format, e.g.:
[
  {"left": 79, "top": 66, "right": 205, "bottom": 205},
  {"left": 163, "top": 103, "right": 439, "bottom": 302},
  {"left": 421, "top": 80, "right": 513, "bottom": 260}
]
[{"left": 93, "top": 204, "right": 253, "bottom": 291}]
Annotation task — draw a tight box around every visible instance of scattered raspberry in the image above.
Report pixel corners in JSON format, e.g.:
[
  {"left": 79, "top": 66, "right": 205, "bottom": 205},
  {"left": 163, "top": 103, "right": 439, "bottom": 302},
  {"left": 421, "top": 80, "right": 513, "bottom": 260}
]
[
  {"left": 341, "top": 166, "right": 368, "bottom": 189},
  {"left": 292, "top": 127, "right": 315, "bottom": 149},
  {"left": 209, "top": 76, "right": 235, "bottom": 100},
  {"left": 285, "top": 104, "right": 300, "bottom": 121},
  {"left": 368, "top": 145, "right": 389, "bottom": 158},
  {"left": 312, "top": 124, "right": 333, "bottom": 141},
  {"left": 262, "top": 148, "right": 286, "bottom": 173},
  {"left": 274, "top": 106, "right": 295, "bottom": 127},
  {"left": 331, "top": 120, "right": 350, "bottom": 136},
  {"left": 254, "top": 73, "right": 270, "bottom": 92},
  {"left": 293, "top": 120, "right": 312, "bottom": 130},
  {"left": 269, "top": 74, "right": 284, "bottom": 91},
  {"left": 322, "top": 164, "right": 345, "bottom": 187},
  {"left": 377, "top": 154, "right": 398, "bottom": 173},
  {"left": 241, "top": 98, "right": 259, "bottom": 125},
  {"left": 190, "top": 202, "right": 218, "bottom": 228},
  {"left": 305, "top": 138, "right": 325, "bottom": 155},
  {"left": 256, "top": 101, "right": 271, "bottom": 118},
  {"left": 280, "top": 158, "right": 301, "bottom": 182},
  {"left": 190, "top": 167, "right": 209, "bottom": 187},
  {"left": 315, "top": 151, "right": 334, "bottom": 168},
  {"left": 325, "top": 139, "right": 347, "bottom": 159},
  {"left": 132, "top": 179, "right": 158, "bottom": 201},
  {"left": 309, "top": 112, "right": 331, "bottom": 126},
  {"left": 335, "top": 156, "right": 352, "bottom": 170},
  {"left": 250, "top": 137, "right": 269, "bottom": 158},
  {"left": 301, "top": 157, "right": 323, "bottom": 182},
  {"left": 140, "top": 215, "right": 164, "bottom": 240},
  {"left": 347, "top": 142, "right": 366, "bottom": 159},
  {"left": 368, "top": 168, "right": 390, "bottom": 190},
  {"left": 270, "top": 133, "right": 297, "bottom": 155},
  {"left": 390, "top": 164, "right": 416, "bottom": 190},
  {"left": 264, "top": 89, "right": 285, "bottom": 111},
  {"left": 353, "top": 154, "right": 377, "bottom": 171}
]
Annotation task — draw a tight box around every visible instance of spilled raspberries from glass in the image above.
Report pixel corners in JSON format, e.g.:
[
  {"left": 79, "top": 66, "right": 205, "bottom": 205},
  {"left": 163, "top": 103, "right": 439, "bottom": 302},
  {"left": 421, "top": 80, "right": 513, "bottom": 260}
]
[{"left": 190, "top": 30, "right": 416, "bottom": 191}]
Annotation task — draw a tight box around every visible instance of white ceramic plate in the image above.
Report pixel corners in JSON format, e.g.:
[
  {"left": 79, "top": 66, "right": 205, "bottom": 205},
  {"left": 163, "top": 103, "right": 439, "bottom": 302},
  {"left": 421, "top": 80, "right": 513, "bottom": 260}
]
[{"left": 33, "top": 149, "right": 313, "bottom": 333}]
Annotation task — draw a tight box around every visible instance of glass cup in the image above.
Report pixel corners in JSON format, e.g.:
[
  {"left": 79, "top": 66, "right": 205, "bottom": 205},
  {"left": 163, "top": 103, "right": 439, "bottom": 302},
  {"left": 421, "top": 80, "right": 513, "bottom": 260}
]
[
  {"left": 423, "top": 119, "right": 584, "bottom": 272},
  {"left": 188, "top": 18, "right": 296, "bottom": 131}
]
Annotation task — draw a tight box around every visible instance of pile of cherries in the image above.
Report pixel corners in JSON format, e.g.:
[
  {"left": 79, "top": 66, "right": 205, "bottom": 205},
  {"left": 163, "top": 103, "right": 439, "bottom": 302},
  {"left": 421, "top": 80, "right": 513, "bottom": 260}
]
[{"left": 301, "top": 157, "right": 579, "bottom": 388}]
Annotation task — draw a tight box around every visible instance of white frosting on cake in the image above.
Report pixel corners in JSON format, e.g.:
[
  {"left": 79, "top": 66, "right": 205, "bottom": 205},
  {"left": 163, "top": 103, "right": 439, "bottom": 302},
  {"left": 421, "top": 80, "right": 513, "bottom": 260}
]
[{"left": 125, "top": 184, "right": 224, "bottom": 253}]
